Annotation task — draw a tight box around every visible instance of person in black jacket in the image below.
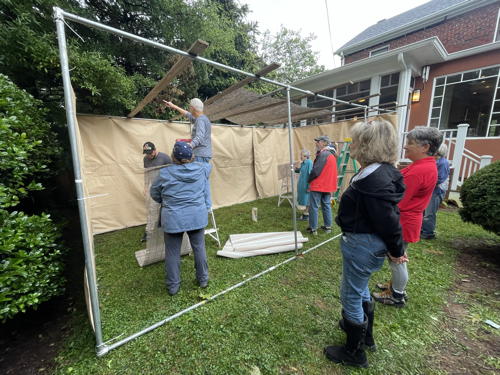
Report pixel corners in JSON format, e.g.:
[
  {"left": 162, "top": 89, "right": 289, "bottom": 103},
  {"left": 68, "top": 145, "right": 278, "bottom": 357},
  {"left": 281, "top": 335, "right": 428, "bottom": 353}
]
[{"left": 324, "top": 119, "right": 406, "bottom": 368}]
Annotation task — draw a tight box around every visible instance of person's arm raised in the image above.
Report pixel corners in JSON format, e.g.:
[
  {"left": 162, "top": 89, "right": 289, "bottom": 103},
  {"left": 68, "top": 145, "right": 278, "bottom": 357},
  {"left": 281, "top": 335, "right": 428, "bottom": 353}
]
[{"left": 163, "top": 100, "right": 188, "bottom": 117}]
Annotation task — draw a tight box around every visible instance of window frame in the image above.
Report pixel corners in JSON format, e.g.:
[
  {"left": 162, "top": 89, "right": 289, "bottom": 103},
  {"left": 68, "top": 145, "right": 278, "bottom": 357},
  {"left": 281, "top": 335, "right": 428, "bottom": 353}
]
[
  {"left": 427, "top": 64, "right": 500, "bottom": 139},
  {"left": 369, "top": 45, "right": 390, "bottom": 57}
]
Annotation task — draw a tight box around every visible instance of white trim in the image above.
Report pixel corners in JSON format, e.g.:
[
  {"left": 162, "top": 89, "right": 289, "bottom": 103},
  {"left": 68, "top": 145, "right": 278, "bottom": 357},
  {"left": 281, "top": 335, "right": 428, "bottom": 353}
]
[
  {"left": 369, "top": 45, "right": 390, "bottom": 57},
  {"left": 337, "top": 0, "right": 497, "bottom": 55},
  {"left": 494, "top": 7, "right": 500, "bottom": 42}
]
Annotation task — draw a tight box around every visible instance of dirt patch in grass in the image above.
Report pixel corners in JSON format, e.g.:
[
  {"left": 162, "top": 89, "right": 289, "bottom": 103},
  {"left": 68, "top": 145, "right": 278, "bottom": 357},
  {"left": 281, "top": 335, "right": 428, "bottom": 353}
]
[
  {"left": 431, "top": 238, "right": 500, "bottom": 375},
  {"left": 0, "top": 296, "right": 74, "bottom": 375}
]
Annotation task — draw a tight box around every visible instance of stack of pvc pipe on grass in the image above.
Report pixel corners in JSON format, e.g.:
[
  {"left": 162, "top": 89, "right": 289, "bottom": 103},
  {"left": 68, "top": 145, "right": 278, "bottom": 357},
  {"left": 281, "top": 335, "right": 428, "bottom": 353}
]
[{"left": 217, "top": 231, "right": 308, "bottom": 258}]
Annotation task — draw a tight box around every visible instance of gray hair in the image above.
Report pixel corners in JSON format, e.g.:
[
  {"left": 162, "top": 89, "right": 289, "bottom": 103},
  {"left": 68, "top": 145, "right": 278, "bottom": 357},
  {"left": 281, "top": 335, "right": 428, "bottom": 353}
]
[
  {"left": 350, "top": 119, "right": 399, "bottom": 165},
  {"left": 437, "top": 143, "right": 448, "bottom": 158},
  {"left": 301, "top": 149, "right": 311, "bottom": 158},
  {"left": 189, "top": 98, "right": 204, "bottom": 112},
  {"left": 406, "top": 126, "right": 443, "bottom": 156}
]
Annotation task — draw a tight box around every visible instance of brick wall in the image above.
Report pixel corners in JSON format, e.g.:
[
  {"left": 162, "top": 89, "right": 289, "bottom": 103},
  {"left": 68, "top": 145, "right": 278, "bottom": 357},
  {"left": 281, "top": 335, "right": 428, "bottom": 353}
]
[{"left": 344, "top": 3, "right": 499, "bottom": 64}]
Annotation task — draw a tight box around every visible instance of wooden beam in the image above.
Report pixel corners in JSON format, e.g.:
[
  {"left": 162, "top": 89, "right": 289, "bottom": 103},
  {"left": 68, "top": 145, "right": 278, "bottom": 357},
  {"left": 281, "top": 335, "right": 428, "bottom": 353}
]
[
  {"left": 268, "top": 108, "right": 332, "bottom": 124},
  {"left": 212, "top": 100, "right": 286, "bottom": 121},
  {"left": 204, "top": 63, "right": 280, "bottom": 106},
  {"left": 170, "top": 63, "right": 280, "bottom": 121},
  {"left": 127, "top": 39, "right": 209, "bottom": 118}
]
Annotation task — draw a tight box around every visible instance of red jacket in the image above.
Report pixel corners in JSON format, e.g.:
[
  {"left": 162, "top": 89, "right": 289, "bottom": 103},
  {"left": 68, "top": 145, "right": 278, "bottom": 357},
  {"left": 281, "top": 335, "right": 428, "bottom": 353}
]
[
  {"left": 398, "top": 157, "right": 437, "bottom": 243},
  {"left": 308, "top": 149, "right": 338, "bottom": 193}
]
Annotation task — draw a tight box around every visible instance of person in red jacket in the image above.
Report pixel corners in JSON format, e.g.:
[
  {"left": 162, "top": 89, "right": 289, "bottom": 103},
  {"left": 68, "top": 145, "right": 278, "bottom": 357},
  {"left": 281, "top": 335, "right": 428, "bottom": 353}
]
[
  {"left": 373, "top": 126, "right": 443, "bottom": 307},
  {"left": 307, "top": 135, "right": 338, "bottom": 235}
]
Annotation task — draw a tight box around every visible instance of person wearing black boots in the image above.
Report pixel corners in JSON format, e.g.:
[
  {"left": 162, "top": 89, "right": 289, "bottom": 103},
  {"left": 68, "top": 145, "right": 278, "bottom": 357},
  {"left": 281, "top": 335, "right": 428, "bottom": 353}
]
[{"left": 324, "top": 119, "right": 406, "bottom": 368}]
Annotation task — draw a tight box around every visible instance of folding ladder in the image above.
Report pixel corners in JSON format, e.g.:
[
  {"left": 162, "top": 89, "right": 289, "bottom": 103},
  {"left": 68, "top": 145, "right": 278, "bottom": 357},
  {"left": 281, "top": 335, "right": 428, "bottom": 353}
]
[{"left": 333, "top": 138, "right": 359, "bottom": 201}]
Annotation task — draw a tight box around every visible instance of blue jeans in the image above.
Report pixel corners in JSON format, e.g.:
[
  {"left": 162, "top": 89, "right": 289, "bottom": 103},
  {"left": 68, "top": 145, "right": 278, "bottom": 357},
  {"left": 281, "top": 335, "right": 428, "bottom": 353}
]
[
  {"left": 421, "top": 190, "right": 443, "bottom": 237},
  {"left": 195, "top": 156, "right": 212, "bottom": 209},
  {"left": 340, "top": 233, "right": 386, "bottom": 324},
  {"left": 308, "top": 191, "right": 332, "bottom": 230},
  {"left": 164, "top": 229, "right": 208, "bottom": 292}
]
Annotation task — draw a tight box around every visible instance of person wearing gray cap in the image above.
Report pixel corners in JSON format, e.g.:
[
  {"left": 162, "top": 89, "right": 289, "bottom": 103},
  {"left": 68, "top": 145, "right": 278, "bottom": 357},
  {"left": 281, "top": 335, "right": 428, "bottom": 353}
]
[{"left": 307, "top": 135, "right": 338, "bottom": 235}]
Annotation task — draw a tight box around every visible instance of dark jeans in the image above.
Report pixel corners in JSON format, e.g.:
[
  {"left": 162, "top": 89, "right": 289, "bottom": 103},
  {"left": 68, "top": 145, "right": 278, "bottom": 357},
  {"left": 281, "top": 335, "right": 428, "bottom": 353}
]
[{"left": 164, "top": 229, "right": 208, "bottom": 292}]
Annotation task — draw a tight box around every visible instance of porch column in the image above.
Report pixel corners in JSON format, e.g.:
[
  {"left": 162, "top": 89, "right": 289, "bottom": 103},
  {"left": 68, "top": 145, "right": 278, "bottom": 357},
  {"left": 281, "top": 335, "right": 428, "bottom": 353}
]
[
  {"left": 368, "top": 75, "right": 380, "bottom": 117},
  {"left": 450, "top": 123, "right": 469, "bottom": 191},
  {"left": 396, "top": 67, "right": 412, "bottom": 155},
  {"left": 300, "top": 97, "right": 307, "bottom": 126}
]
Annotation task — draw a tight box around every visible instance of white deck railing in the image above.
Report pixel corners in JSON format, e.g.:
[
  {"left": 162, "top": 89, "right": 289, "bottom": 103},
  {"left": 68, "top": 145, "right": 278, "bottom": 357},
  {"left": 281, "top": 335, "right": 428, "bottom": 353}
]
[{"left": 400, "top": 124, "right": 493, "bottom": 191}]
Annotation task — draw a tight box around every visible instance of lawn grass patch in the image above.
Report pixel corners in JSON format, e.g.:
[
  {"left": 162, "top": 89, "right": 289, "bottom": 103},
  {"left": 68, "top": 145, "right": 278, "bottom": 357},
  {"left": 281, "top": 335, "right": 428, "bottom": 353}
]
[{"left": 54, "top": 198, "right": 499, "bottom": 374}]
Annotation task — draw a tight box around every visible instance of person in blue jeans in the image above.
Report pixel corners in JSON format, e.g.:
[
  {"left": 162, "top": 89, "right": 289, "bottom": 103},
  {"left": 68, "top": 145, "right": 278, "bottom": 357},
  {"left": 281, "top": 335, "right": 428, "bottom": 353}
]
[
  {"left": 421, "top": 143, "right": 450, "bottom": 239},
  {"left": 324, "top": 120, "right": 406, "bottom": 368},
  {"left": 307, "top": 135, "right": 338, "bottom": 235},
  {"left": 150, "top": 141, "right": 211, "bottom": 296},
  {"left": 163, "top": 98, "right": 213, "bottom": 209}
]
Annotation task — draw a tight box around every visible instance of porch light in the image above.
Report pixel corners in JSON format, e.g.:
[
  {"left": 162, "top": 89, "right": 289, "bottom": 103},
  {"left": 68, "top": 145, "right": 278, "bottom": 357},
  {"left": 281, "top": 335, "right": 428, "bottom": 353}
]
[{"left": 411, "top": 89, "right": 421, "bottom": 103}]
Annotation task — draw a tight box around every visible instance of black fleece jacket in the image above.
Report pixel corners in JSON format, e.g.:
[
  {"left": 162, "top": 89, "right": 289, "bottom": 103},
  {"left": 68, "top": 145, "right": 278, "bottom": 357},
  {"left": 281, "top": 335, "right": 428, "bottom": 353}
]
[{"left": 335, "top": 163, "right": 406, "bottom": 257}]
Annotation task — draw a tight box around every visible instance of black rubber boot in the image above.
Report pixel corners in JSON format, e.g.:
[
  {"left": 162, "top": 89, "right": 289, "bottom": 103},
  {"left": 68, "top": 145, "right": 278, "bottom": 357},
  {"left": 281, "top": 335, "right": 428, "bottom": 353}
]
[
  {"left": 325, "top": 314, "right": 368, "bottom": 368},
  {"left": 338, "top": 300, "right": 376, "bottom": 351},
  {"left": 362, "top": 298, "right": 376, "bottom": 351}
]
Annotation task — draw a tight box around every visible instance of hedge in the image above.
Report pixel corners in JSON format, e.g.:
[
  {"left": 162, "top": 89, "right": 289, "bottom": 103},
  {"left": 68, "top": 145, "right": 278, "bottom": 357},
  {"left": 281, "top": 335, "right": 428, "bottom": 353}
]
[{"left": 459, "top": 161, "right": 500, "bottom": 235}]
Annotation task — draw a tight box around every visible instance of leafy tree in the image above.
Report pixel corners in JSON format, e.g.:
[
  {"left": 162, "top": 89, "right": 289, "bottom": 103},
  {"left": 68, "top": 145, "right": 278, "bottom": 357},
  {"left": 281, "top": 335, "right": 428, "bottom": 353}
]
[{"left": 259, "top": 26, "right": 325, "bottom": 84}]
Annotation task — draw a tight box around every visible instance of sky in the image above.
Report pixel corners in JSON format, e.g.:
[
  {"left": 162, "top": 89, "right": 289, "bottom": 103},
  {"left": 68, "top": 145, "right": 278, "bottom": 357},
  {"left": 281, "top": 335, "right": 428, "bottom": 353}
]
[{"left": 241, "top": 0, "right": 430, "bottom": 69}]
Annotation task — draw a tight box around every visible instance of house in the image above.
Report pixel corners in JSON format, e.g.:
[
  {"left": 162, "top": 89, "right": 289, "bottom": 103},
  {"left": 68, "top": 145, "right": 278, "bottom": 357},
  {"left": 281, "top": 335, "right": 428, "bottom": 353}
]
[{"left": 293, "top": 0, "right": 500, "bottom": 166}]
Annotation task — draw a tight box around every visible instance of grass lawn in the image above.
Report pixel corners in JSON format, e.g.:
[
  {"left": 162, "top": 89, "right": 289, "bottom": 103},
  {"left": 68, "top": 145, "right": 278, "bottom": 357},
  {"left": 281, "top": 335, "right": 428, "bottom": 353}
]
[{"left": 54, "top": 197, "right": 499, "bottom": 375}]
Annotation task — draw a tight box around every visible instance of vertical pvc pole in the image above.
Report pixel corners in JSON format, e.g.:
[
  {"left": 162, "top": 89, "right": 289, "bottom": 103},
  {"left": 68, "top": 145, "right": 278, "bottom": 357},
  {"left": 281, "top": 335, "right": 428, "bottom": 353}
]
[
  {"left": 53, "top": 7, "right": 107, "bottom": 356},
  {"left": 286, "top": 87, "right": 299, "bottom": 254}
]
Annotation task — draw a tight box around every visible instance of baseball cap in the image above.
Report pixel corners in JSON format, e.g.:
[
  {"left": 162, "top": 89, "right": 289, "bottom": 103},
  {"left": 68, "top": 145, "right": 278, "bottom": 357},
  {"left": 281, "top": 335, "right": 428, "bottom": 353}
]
[
  {"left": 314, "top": 135, "right": 330, "bottom": 143},
  {"left": 173, "top": 141, "right": 193, "bottom": 161},
  {"left": 143, "top": 141, "right": 155, "bottom": 154}
]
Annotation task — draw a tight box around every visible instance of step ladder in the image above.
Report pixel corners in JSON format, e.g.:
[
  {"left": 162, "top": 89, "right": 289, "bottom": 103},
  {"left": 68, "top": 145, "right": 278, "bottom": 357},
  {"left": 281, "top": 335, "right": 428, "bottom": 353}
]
[
  {"left": 333, "top": 138, "right": 359, "bottom": 201},
  {"left": 205, "top": 209, "right": 221, "bottom": 247}
]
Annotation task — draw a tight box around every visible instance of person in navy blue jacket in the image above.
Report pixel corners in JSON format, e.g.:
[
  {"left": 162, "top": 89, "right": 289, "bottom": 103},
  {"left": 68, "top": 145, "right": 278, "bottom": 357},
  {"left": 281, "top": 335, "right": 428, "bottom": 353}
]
[{"left": 150, "top": 141, "right": 211, "bottom": 296}]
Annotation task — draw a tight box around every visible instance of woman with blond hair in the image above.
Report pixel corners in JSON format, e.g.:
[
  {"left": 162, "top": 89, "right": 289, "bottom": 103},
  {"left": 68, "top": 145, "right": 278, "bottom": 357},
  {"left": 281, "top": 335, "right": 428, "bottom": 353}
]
[{"left": 324, "top": 119, "right": 406, "bottom": 368}]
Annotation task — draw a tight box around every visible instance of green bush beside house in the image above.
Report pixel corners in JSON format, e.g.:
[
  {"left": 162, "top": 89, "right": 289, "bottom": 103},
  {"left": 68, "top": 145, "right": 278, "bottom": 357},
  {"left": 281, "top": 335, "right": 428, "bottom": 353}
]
[{"left": 459, "top": 161, "right": 500, "bottom": 235}]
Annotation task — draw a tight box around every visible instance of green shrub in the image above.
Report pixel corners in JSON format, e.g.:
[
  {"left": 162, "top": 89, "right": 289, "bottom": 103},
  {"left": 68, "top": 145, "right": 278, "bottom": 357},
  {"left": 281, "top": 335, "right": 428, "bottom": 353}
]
[
  {"left": 460, "top": 161, "right": 500, "bottom": 235},
  {"left": 0, "top": 210, "right": 64, "bottom": 320},
  {"left": 0, "top": 75, "right": 65, "bottom": 320},
  {"left": 0, "top": 73, "right": 60, "bottom": 207}
]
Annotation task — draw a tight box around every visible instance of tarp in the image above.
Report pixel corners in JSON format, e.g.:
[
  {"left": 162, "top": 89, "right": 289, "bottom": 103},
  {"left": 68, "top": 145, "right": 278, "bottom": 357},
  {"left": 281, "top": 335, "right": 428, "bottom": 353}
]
[{"left": 76, "top": 114, "right": 397, "bottom": 234}]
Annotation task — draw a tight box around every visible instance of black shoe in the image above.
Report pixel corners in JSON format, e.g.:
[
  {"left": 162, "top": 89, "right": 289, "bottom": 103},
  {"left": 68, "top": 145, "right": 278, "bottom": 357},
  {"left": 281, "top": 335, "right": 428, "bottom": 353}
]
[
  {"left": 141, "top": 232, "right": 148, "bottom": 242},
  {"left": 306, "top": 227, "right": 317, "bottom": 235},
  {"left": 421, "top": 233, "right": 436, "bottom": 240},
  {"left": 199, "top": 280, "right": 209, "bottom": 288},
  {"left": 168, "top": 287, "right": 179, "bottom": 296},
  {"left": 320, "top": 226, "right": 332, "bottom": 233},
  {"left": 297, "top": 215, "right": 309, "bottom": 221}
]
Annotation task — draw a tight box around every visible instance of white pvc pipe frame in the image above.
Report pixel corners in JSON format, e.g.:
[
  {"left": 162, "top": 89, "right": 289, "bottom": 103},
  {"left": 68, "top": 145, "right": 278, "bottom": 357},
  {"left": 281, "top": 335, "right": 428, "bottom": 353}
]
[{"left": 53, "top": 7, "right": 371, "bottom": 356}]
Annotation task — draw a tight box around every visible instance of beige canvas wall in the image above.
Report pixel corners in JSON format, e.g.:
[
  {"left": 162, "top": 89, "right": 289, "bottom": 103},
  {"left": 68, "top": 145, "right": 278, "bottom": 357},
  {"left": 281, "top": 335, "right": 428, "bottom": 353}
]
[{"left": 76, "top": 114, "right": 397, "bottom": 234}]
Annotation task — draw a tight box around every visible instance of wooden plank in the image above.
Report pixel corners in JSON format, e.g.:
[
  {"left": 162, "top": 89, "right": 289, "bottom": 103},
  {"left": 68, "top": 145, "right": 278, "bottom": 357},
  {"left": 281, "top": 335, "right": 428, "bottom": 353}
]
[
  {"left": 170, "top": 63, "right": 280, "bottom": 121},
  {"left": 127, "top": 39, "right": 209, "bottom": 118},
  {"left": 211, "top": 100, "right": 286, "bottom": 121},
  {"left": 204, "top": 63, "right": 280, "bottom": 106}
]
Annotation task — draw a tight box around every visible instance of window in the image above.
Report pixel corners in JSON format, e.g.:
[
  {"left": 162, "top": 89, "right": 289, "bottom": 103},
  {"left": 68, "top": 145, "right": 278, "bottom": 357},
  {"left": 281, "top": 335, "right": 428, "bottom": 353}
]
[
  {"left": 369, "top": 45, "right": 389, "bottom": 57},
  {"left": 334, "top": 79, "right": 371, "bottom": 120},
  {"left": 429, "top": 66, "right": 500, "bottom": 137},
  {"left": 379, "top": 73, "right": 400, "bottom": 110}
]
